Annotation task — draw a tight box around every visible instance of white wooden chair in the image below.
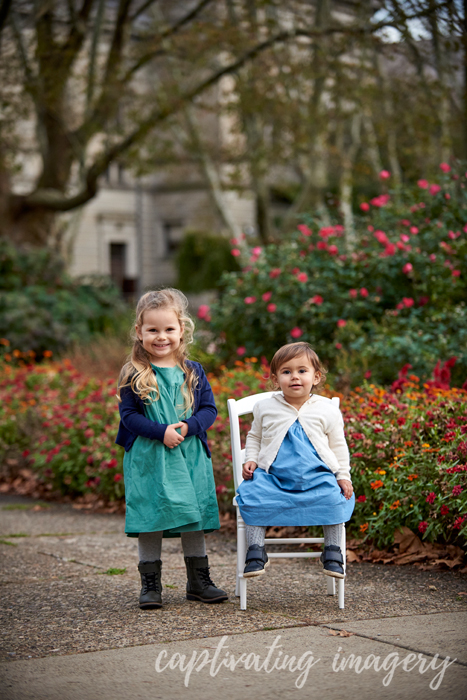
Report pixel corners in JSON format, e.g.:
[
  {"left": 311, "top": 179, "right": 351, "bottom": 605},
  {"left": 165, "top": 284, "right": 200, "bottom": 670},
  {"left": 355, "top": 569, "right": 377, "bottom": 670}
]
[{"left": 228, "top": 391, "right": 346, "bottom": 610}]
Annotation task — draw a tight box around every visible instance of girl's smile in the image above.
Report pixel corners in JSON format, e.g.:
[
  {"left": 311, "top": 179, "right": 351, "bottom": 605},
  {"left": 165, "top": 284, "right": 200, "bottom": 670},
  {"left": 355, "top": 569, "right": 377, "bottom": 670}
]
[{"left": 136, "top": 308, "right": 183, "bottom": 366}]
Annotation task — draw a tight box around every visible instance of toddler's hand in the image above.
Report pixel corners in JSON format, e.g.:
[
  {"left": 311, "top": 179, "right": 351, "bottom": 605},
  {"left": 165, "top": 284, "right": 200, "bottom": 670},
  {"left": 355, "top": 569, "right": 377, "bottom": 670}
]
[
  {"left": 337, "top": 479, "right": 353, "bottom": 499},
  {"left": 243, "top": 461, "right": 257, "bottom": 480},
  {"left": 180, "top": 422, "right": 189, "bottom": 437},
  {"left": 164, "top": 422, "right": 185, "bottom": 448}
]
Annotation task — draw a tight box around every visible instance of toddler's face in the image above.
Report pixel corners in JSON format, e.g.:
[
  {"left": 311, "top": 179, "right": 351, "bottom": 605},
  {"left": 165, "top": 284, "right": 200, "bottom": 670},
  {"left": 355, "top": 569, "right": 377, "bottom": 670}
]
[
  {"left": 136, "top": 308, "right": 183, "bottom": 366},
  {"left": 272, "top": 355, "right": 320, "bottom": 407}
]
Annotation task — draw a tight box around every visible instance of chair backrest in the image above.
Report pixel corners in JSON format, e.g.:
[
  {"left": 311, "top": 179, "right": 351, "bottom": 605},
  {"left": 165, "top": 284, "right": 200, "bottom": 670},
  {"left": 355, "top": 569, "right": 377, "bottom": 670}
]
[{"left": 227, "top": 392, "right": 340, "bottom": 491}]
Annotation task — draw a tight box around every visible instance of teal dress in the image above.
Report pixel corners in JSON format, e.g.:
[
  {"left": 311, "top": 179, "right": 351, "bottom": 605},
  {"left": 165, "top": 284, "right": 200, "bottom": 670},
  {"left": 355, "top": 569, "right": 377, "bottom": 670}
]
[{"left": 123, "top": 365, "right": 220, "bottom": 537}]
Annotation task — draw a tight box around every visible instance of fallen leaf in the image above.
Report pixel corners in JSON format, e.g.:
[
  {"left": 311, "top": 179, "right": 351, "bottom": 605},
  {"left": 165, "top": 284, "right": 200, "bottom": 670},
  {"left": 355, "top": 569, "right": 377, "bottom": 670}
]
[
  {"left": 328, "top": 629, "right": 354, "bottom": 637},
  {"left": 328, "top": 630, "right": 339, "bottom": 636},
  {"left": 428, "top": 585, "right": 437, "bottom": 591}
]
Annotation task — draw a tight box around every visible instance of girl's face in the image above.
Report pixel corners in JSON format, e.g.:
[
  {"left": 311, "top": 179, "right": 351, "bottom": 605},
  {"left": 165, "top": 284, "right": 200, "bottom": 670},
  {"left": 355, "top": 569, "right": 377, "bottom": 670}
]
[
  {"left": 272, "top": 354, "right": 320, "bottom": 407},
  {"left": 136, "top": 307, "right": 183, "bottom": 366}
]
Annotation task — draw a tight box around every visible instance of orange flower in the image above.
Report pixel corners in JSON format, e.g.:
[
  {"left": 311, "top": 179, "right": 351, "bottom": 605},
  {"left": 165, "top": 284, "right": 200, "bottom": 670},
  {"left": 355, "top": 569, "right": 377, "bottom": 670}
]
[
  {"left": 389, "top": 500, "right": 401, "bottom": 510},
  {"left": 360, "top": 523, "right": 369, "bottom": 533},
  {"left": 404, "top": 441, "right": 414, "bottom": 447},
  {"left": 370, "top": 480, "right": 384, "bottom": 490},
  {"left": 408, "top": 474, "right": 418, "bottom": 481},
  {"left": 0, "top": 338, "right": 10, "bottom": 346},
  {"left": 43, "top": 350, "right": 53, "bottom": 358}
]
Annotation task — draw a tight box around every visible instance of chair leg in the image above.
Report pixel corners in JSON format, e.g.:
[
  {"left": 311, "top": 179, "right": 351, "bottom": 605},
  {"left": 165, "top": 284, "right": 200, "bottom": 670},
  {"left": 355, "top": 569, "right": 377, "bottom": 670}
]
[
  {"left": 236, "top": 509, "right": 247, "bottom": 601},
  {"left": 239, "top": 576, "right": 247, "bottom": 610},
  {"left": 339, "top": 524, "right": 346, "bottom": 608},
  {"left": 326, "top": 576, "right": 336, "bottom": 596}
]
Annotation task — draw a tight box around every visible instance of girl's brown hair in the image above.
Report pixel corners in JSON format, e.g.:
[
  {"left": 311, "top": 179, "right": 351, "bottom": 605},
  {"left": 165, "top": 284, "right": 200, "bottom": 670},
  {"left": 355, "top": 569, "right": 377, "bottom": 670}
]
[
  {"left": 270, "top": 342, "right": 327, "bottom": 390},
  {"left": 117, "top": 288, "right": 197, "bottom": 413}
]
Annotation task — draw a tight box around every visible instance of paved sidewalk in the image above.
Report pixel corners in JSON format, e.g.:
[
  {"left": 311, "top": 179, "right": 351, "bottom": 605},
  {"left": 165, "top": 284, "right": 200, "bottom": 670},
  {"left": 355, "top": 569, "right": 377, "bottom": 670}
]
[{"left": 1, "top": 495, "right": 466, "bottom": 699}]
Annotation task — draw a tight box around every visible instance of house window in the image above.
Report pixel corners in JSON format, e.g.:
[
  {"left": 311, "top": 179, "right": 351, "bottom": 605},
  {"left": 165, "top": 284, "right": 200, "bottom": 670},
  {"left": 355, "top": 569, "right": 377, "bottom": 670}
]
[{"left": 163, "top": 221, "right": 184, "bottom": 257}]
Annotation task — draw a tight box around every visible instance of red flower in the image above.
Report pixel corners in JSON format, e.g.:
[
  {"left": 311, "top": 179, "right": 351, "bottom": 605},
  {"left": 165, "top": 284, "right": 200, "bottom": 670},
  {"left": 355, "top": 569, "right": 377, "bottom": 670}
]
[
  {"left": 335, "top": 343, "right": 342, "bottom": 350},
  {"left": 374, "top": 230, "right": 389, "bottom": 245},
  {"left": 297, "top": 224, "right": 312, "bottom": 236},
  {"left": 453, "top": 516, "right": 466, "bottom": 530},
  {"left": 429, "top": 184, "right": 441, "bottom": 195},
  {"left": 114, "top": 473, "right": 123, "bottom": 482},
  {"left": 418, "top": 521, "right": 428, "bottom": 534},
  {"left": 440, "top": 505, "right": 449, "bottom": 515},
  {"left": 337, "top": 319, "right": 347, "bottom": 328},
  {"left": 296, "top": 272, "right": 308, "bottom": 283},
  {"left": 328, "top": 244, "right": 338, "bottom": 255},
  {"left": 417, "top": 179, "right": 429, "bottom": 189},
  {"left": 452, "top": 485, "right": 463, "bottom": 497},
  {"left": 397, "top": 417, "right": 406, "bottom": 425},
  {"left": 439, "top": 162, "right": 451, "bottom": 173},
  {"left": 269, "top": 268, "right": 281, "bottom": 278},
  {"left": 349, "top": 289, "right": 358, "bottom": 298},
  {"left": 360, "top": 288, "right": 368, "bottom": 297},
  {"left": 317, "top": 241, "right": 328, "bottom": 250},
  {"left": 267, "top": 303, "right": 276, "bottom": 312},
  {"left": 231, "top": 248, "right": 241, "bottom": 257},
  {"left": 236, "top": 346, "right": 246, "bottom": 356},
  {"left": 244, "top": 296, "right": 256, "bottom": 304},
  {"left": 357, "top": 495, "right": 366, "bottom": 502},
  {"left": 352, "top": 452, "right": 364, "bottom": 458},
  {"left": 402, "top": 263, "right": 413, "bottom": 274},
  {"left": 370, "top": 194, "right": 390, "bottom": 207},
  {"left": 425, "top": 492, "right": 436, "bottom": 504},
  {"left": 262, "top": 291, "right": 272, "bottom": 302},
  {"left": 360, "top": 202, "right": 370, "bottom": 212},
  {"left": 379, "top": 170, "right": 391, "bottom": 180},
  {"left": 197, "top": 304, "right": 210, "bottom": 319},
  {"left": 402, "top": 297, "right": 414, "bottom": 308},
  {"left": 290, "top": 327, "right": 303, "bottom": 339},
  {"left": 310, "top": 295, "right": 323, "bottom": 305},
  {"left": 364, "top": 370, "right": 372, "bottom": 379},
  {"left": 370, "top": 480, "right": 384, "bottom": 490}
]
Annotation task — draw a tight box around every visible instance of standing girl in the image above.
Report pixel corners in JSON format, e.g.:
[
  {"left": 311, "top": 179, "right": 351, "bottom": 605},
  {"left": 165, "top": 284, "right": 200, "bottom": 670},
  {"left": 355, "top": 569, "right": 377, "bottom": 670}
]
[
  {"left": 116, "top": 289, "right": 227, "bottom": 609},
  {"left": 236, "top": 342, "right": 354, "bottom": 579}
]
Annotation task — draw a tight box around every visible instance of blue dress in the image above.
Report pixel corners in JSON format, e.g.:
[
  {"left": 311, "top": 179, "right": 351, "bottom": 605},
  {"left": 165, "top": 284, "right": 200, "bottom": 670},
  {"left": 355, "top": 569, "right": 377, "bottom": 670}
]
[{"left": 236, "top": 420, "right": 355, "bottom": 526}]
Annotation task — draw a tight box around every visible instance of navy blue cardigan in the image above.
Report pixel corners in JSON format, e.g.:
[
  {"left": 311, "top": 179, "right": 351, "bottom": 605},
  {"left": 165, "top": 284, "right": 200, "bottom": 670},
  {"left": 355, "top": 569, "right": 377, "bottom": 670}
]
[{"left": 115, "top": 361, "right": 217, "bottom": 457}]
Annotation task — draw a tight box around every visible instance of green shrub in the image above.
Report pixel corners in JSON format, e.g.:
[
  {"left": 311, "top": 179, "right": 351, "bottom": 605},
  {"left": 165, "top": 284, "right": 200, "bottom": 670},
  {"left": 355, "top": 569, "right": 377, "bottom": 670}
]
[
  {"left": 176, "top": 230, "right": 240, "bottom": 292},
  {"left": 0, "top": 241, "right": 127, "bottom": 359},
  {"left": 203, "top": 169, "right": 467, "bottom": 386}
]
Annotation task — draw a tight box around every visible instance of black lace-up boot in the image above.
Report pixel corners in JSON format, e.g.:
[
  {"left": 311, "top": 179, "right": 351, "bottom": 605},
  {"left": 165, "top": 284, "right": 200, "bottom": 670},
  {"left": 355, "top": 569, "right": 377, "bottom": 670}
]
[
  {"left": 138, "top": 560, "right": 162, "bottom": 609},
  {"left": 184, "top": 555, "right": 228, "bottom": 603}
]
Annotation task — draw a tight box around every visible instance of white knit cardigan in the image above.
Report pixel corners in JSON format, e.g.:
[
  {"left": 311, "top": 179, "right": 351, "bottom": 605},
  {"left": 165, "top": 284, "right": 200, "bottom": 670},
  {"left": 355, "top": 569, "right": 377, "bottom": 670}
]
[{"left": 244, "top": 392, "right": 351, "bottom": 482}]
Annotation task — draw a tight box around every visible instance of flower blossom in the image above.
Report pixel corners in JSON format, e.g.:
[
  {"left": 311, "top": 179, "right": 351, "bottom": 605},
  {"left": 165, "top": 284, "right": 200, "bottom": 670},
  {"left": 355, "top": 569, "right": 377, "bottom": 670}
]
[
  {"left": 379, "top": 170, "right": 391, "bottom": 180},
  {"left": 439, "top": 162, "right": 451, "bottom": 173},
  {"left": 417, "top": 179, "right": 429, "bottom": 189},
  {"left": 197, "top": 304, "right": 210, "bottom": 320},
  {"left": 269, "top": 268, "right": 281, "bottom": 278},
  {"left": 360, "top": 202, "right": 370, "bottom": 212},
  {"left": 231, "top": 248, "right": 241, "bottom": 257},
  {"left": 402, "top": 263, "right": 413, "bottom": 274},
  {"left": 290, "top": 327, "right": 303, "bottom": 339},
  {"left": 244, "top": 296, "right": 256, "bottom": 304},
  {"left": 370, "top": 194, "right": 390, "bottom": 207},
  {"left": 297, "top": 224, "right": 312, "bottom": 236},
  {"left": 262, "top": 292, "right": 272, "bottom": 302},
  {"left": 418, "top": 521, "right": 428, "bottom": 534},
  {"left": 425, "top": 492, "right": 436, "bottom": 504},
  {"left": 267, "top": 303, "right": 276, "bottom": 312},
  {"left": 337, "top": 319, "right": 347, "bottom": 328},
  {"left": 429, "top": 184, "right": 441, "bottom": 195},
  {"left": 236, "top": 346, "right": 246, "bottom": 356}
]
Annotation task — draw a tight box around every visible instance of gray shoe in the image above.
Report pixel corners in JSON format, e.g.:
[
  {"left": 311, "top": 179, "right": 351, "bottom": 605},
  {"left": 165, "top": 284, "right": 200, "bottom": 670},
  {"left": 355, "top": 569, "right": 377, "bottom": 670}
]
[
  {"left": 185, "top": 555, "right": 228, "bottom": 603},
  {"left": 138, "top": 560, "right": 162, "bottom": 609}
]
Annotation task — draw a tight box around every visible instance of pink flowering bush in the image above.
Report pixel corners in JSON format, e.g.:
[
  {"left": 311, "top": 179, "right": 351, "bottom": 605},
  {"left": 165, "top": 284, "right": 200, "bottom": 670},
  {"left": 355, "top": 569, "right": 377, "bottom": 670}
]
[{"left": 205, "top": 168, "right": 467, "bottom": 387}]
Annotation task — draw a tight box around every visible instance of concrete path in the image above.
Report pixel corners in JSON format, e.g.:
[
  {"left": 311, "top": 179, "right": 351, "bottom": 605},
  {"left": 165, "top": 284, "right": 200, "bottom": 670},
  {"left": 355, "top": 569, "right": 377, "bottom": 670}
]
[{"left": 1, "top": 495, "right": 466, "bottom": 699}]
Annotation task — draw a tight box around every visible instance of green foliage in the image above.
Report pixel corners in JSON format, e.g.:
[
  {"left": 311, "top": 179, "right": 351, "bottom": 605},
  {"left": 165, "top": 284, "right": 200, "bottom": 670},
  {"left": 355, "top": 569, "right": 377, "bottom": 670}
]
[
  {"left": 176, "top": 230, "right": 240, "bottom": 292},
  {"left": 0, "top": 241, "right": 127, "bottom": 359},
  {"left": 204, "top": 172, "right": 467, "bottom": 387}
]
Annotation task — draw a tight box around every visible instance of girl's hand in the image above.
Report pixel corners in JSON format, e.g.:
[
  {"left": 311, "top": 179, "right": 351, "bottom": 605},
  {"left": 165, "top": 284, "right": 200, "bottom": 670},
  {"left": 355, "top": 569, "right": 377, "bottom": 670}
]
[
  {"left": 242, "top": 461, "right": 257, "bottom": 480},
  {"left": 164, "top": 423, "right": 185, "bottom": 448},
  {"left": 180, "top": 422, "right": 189, "bottom": 437},
  {"left": 337, "top": 479, "right": 353, "bottom": 499}
]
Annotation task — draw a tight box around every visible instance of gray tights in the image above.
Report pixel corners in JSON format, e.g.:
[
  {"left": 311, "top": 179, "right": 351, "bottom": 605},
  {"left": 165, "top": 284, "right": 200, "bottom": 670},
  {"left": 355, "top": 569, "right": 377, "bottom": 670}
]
[
  {"left": 138, "top": 530, "right": 206, "bottom": 562},
  {"left": 245, "top": 523, "right": 344, "bottom": 549}
]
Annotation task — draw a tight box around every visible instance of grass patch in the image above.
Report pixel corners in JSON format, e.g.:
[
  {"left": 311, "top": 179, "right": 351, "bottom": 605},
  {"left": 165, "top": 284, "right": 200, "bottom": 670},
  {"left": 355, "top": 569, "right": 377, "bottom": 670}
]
[
  {"left": 36, "top": 533, "right": 73, "bottom": 537},
  {"left": 6, "top": 532, "right": 29, "bottom": 538},
  {"left": 164, "top": 584, "right": 178, "bottom": 589},
  {"left": 0, "top": 539, "right": 17, "bottom": 546},
  {"left": 101, "top": 567, "right": 127, "bottom": 576},
  {"left": 2, "top": 502, "right": 51, "bottom": 511}
]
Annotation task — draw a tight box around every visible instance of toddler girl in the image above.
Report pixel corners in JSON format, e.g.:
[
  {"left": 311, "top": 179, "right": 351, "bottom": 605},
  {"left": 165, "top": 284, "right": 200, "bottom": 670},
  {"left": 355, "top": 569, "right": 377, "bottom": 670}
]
[
  {"left": 116, "top": 289, "right": 227, "bottom": 609},
  {"left": 236, "top": 342, "right": 354, "bottom": 579}
]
